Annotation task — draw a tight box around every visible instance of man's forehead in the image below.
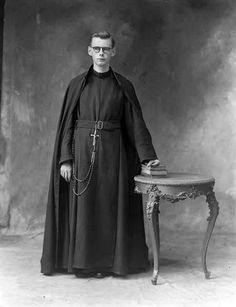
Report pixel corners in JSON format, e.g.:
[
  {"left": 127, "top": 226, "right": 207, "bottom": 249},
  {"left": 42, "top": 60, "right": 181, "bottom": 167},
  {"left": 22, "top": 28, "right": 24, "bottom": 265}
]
[{"left": 91, "top": 37, "right": 112, "bottom": 47}]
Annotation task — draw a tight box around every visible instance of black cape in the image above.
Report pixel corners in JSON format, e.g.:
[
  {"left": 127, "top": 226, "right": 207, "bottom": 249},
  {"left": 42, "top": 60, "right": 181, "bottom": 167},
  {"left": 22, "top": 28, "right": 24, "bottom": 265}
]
[{"left": 41, "top": 66, "right": 157, "bottom": 275}]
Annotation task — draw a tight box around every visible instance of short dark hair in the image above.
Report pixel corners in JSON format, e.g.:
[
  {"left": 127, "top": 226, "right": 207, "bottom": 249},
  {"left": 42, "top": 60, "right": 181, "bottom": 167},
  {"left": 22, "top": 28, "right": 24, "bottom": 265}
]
[{"left": 89, "top": 31, "right": 115, "bottom": 48}]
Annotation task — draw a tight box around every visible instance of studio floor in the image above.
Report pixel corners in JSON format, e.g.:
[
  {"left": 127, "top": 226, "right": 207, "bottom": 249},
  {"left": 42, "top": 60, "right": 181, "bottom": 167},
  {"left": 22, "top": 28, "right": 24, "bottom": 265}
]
[{"left": 0, "top": 230, "right": 235, "bottom": 307}]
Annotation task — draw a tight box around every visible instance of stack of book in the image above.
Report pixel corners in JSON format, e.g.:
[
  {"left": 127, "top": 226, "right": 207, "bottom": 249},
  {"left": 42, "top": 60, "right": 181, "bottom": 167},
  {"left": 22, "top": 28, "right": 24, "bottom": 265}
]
[{"left": 141, "top": 164, "right": 168, "bottom": 177}]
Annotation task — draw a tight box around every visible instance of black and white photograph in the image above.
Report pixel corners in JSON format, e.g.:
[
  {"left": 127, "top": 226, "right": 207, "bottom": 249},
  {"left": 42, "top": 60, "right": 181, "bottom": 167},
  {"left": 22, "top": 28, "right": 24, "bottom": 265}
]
[{"left": 0, "top": 0, "right": 235, "bottom": 306}]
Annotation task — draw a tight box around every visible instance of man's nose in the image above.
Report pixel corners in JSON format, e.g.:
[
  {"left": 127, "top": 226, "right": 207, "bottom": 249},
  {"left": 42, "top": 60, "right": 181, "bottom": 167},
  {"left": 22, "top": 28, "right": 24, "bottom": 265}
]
[{"left": 99, "top": 48, "right": 105, "bottom": 55}]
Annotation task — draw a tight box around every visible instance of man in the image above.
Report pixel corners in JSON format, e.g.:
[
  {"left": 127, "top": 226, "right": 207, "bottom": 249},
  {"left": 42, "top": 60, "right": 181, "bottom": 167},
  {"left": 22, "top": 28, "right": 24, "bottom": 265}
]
[{"left": 41, "top": 31, "right": 159, "bottom": 278}]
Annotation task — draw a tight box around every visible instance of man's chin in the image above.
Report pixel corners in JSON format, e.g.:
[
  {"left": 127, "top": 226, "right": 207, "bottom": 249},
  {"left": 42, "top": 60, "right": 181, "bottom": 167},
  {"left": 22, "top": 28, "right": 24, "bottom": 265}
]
[{"left": 96, "top": 60, "right": 107, "bottom": 66}]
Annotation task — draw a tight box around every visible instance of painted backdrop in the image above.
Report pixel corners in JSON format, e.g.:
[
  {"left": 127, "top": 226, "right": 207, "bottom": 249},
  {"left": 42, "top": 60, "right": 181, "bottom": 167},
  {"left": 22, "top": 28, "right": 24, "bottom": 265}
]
[{"left": 0, "top": 0, "right": 236, "bottom": 234}]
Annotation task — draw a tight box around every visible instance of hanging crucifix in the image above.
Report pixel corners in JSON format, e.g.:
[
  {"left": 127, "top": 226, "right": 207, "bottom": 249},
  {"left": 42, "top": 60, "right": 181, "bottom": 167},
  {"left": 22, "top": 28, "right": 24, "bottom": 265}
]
[{"left": 90, "top": 126, "right": 100, "bottom": 147}]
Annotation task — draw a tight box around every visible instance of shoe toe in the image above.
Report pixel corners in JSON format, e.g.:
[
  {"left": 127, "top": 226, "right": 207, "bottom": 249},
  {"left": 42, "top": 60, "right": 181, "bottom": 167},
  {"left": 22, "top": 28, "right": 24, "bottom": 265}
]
[{"left": 95, "top": 272, "right": 106, "bottom": 278}]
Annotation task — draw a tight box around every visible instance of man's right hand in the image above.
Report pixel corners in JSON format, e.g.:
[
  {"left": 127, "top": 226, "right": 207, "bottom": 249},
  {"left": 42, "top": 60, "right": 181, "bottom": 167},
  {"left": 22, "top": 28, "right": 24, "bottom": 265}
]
[{"left": 60, "top": 162, "right": 72, "bottom": 182}]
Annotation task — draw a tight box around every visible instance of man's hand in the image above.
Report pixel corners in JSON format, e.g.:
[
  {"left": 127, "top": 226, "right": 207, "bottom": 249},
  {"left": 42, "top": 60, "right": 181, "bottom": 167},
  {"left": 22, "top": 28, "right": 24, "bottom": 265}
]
[
  {"left": 146, "top": 159, "right": 160, "bottom": 167},
  {"left": 60, "top": 162, "right": 72, "bottom": 182}
]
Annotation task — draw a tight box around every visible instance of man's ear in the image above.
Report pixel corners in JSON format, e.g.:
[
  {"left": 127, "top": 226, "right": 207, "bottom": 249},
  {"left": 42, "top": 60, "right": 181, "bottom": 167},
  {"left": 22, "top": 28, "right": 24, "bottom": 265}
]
[
  {"left": 88, "top": 46, "right": 93, "bottom": 56},
  {"left": 111, "top": 47, "right": 116, "bottom": 57}
]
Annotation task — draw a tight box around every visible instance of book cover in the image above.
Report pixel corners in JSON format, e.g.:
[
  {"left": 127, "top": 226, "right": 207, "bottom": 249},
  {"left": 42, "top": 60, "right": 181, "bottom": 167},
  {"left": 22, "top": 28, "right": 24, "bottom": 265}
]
[{"left": 141, "top": 164, "right": 168, "bottom": 176}]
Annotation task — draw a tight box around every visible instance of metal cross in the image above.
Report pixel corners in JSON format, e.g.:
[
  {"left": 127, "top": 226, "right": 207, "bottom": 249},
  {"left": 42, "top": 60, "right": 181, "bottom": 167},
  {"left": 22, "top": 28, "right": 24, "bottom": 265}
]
[{"left": 90, "top": 127, "right": 99, "bottom": 146}]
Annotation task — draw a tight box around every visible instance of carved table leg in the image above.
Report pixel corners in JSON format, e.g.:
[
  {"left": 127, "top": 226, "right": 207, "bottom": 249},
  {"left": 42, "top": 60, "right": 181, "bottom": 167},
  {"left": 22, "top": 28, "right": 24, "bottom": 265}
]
[
  {"left": 202, "top": 190, "right": 219, "bottom": 279},
  {"left": 146, "top": 191, "right": 160, "bottom": 285}
]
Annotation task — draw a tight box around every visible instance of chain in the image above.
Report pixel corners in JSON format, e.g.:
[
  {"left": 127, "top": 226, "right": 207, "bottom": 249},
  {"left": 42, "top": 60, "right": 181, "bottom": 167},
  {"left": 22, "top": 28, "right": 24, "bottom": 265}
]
[
  {"left": 72, "top": 162, "right": 95, "bottom": 196},
  {"left": 71, "top": 124, "right": 98, "bottom": 197}
]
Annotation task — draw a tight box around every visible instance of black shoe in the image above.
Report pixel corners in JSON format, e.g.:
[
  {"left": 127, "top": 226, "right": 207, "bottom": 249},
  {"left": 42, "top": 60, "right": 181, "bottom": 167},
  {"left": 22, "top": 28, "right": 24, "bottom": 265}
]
[
  {"left": 75, "top": 271, "right": 94, "bottom": 278},
  {"left": 95, "top": 272, "right": 107, "bottom": 278},
  {"left": 43, "top": 272, "right": 53, "bottom": 276},
  {"left": 111, "top": 272, "right": 126, "bottom": 278}
]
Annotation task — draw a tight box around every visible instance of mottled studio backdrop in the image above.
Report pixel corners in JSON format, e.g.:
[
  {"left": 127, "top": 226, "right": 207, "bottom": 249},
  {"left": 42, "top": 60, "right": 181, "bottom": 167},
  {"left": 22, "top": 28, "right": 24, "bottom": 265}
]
[{"left": 0, "top": 0, "right": 236, "bottom": 234}]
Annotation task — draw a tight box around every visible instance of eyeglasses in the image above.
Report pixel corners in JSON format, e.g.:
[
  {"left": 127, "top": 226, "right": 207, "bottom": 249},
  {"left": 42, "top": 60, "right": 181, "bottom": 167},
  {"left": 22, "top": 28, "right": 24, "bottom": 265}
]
[{"left": 90, "top": 46, "right": 112, "bottom": 53}]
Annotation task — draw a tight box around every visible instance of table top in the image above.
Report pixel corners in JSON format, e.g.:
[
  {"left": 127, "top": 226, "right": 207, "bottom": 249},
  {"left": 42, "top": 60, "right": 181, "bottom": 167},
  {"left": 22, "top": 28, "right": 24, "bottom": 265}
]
[{"left": 134, "top": 172, "right": 215, "bottom": 186}]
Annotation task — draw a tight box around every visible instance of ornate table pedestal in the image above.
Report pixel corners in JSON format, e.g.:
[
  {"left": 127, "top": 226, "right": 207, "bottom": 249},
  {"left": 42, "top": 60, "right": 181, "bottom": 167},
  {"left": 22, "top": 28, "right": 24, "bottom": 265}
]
[{"left": 134, "top": 173, "right": 219, "bottom": 285}]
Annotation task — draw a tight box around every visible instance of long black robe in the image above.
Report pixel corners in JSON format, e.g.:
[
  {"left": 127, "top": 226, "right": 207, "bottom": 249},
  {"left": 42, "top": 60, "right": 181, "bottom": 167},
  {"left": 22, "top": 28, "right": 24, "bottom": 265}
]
[{"left": 41, "top": 66, "right": 157, "bottom": 275}]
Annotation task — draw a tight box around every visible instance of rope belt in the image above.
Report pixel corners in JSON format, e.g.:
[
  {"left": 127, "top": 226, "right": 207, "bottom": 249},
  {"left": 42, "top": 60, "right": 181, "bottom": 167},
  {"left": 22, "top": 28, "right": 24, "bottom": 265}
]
[{"left": 72, "top": 120, "right": 121, "bottom": 196}]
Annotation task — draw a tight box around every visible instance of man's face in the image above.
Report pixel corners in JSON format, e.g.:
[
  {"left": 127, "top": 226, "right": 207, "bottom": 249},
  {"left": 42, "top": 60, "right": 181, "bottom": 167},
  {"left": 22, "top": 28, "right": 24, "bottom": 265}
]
[{"left": 88, "top": 37, "right": 116, "bottom": 68}]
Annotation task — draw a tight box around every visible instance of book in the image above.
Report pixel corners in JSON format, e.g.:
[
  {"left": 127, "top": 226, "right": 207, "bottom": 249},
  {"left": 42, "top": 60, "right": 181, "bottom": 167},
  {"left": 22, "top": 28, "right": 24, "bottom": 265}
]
[{"left": 141, "top": 164, "right": 168, "bottom": 176}]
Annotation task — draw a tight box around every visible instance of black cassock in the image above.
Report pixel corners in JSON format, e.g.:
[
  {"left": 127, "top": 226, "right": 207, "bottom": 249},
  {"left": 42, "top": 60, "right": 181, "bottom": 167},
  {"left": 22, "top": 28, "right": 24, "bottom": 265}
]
[{"left": 41, "top": 67, "right": 157, "bottom": 276}]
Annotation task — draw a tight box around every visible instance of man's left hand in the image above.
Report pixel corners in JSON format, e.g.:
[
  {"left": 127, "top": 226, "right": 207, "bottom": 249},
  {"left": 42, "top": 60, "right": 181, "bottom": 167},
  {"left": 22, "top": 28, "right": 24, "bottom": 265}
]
[{"left": 146, "top": 159, "right": 160, "bottom": 167}]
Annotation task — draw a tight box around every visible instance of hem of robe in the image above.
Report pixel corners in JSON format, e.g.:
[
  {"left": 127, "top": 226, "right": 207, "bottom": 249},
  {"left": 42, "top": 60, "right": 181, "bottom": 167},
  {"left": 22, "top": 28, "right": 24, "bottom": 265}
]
[
  {"left": 40, "top": 260, "right": 54, "bottom": 275},
  {"left": 69, "top": 263, "right": 149, "bottom": 275},
  {"left": 41, "top": 255, "right": 150, "bottom": 276},
  {"left": 72, "top": 265, "right": 150, "bottom": 276},
  {"left": 42, "top": 263, "right": 150, "bottom": 276}
]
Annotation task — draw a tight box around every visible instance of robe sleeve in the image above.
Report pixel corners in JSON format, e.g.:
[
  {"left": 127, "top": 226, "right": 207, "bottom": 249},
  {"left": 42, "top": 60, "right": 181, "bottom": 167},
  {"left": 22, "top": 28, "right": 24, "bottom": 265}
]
[
  {"left": 123, "top": 83, "right": 158, "bottom": 164},
  {"left": 59, "top": 106, "right": 77, "bottom": 165}
]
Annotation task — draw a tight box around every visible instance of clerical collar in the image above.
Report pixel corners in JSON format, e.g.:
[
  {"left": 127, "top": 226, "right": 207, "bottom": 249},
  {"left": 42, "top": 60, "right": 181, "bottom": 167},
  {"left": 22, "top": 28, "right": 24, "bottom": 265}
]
[{"left": 92, "top": 68, "right": 111, "bottom": 79}]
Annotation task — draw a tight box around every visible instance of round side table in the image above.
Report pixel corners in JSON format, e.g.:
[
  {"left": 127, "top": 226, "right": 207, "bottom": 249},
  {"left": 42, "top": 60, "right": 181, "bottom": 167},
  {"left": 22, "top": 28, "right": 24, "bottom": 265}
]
[{"left": 134, "top": 172, "right": 219, "bottom": 285}]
